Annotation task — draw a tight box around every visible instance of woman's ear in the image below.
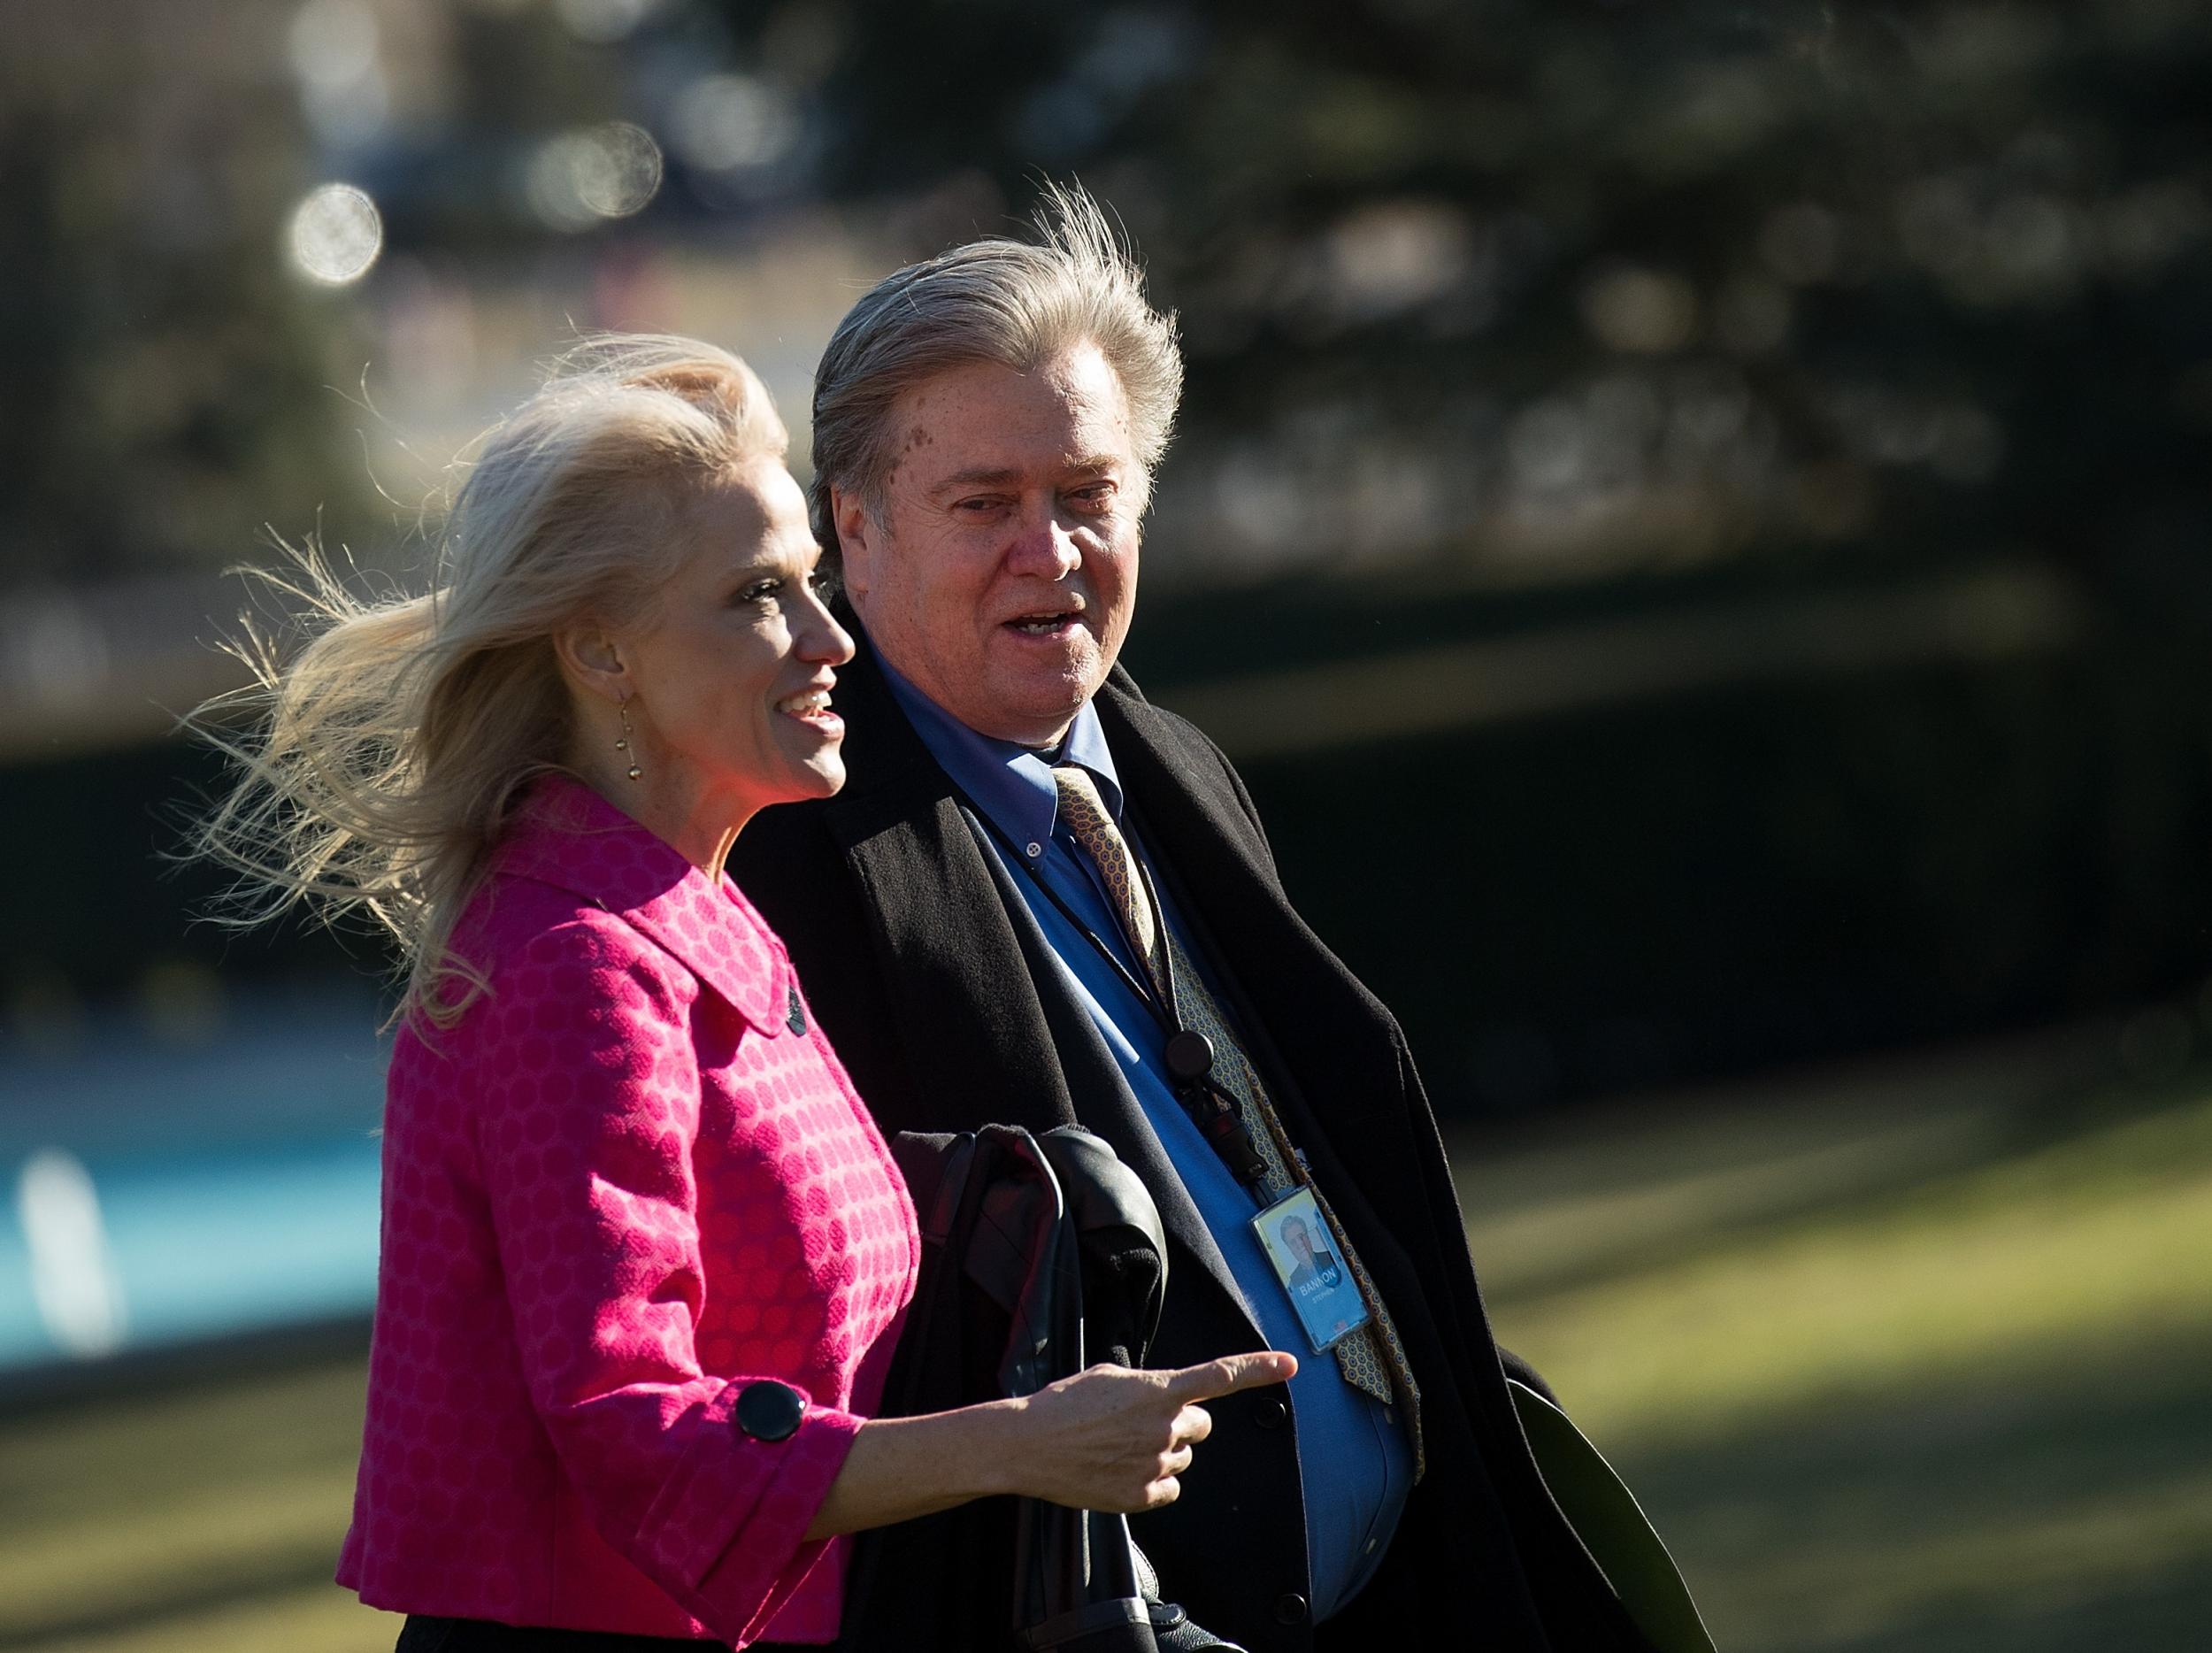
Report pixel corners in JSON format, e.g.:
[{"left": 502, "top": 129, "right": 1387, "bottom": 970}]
[{"left": 552, "top": 621, "right": 632, "bottom": 707}]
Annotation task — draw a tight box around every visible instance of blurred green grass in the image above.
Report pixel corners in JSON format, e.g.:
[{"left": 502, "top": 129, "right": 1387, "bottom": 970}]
[
  {"left": 0, "top": 1359, "right": 376, "bottom": 1650},
  {"left": 4, "top": 1050, "right": 2207, "bottom": 1651},
  {"left": 1462, "top": 1050, "right": 2212, "bottom": 1652}
]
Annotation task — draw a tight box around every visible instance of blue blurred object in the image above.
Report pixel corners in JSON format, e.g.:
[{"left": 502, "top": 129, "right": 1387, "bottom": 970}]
[{"left": 0, "top": 993, "right": 385, "bottom": 1372}]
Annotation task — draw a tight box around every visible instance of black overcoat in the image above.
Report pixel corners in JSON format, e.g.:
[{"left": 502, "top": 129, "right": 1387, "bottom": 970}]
[{"left": 731, "top": 635, "right": 1651, "bottom": 1653}]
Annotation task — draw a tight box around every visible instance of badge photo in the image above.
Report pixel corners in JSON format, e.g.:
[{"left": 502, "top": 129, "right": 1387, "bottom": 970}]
[{"left": 1251, "top": 1187, "right": 1370, "bottom": 1353}]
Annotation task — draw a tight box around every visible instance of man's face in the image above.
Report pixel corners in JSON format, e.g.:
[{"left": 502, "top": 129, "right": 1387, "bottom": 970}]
[{"left": 835, "top": 342, "right": 1142, "bottom": 747}]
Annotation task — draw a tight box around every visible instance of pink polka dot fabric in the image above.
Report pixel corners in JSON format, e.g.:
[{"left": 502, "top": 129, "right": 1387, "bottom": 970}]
[{"left": 336, "top": 777, "right": 919, "bottom": 1646}]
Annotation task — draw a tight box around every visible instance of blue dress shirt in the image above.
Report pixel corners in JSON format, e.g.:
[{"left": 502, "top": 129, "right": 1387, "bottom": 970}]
[{"left": 878, "top": 662, "right": 1411, "bottom": 1620}]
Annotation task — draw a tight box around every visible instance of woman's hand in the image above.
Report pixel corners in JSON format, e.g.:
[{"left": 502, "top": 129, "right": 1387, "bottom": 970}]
[
  {"left": 803, "top": 1349, "right": 1298, "bottom": 1539},
  {"left": 1008, "top": 1351, "right": 1299, "bottom": 1513}
]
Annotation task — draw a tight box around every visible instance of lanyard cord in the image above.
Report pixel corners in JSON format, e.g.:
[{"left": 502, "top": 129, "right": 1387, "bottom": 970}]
[
  {"left": 958, "top": 797, "right": 1173, "bottom": 1030},
  {"left": 953, "top": 794, "right": 1273, "bottom": 1188}
]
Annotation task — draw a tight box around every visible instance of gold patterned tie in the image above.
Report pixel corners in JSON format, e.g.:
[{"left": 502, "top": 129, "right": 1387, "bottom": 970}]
[{"left": 1051, "top": 765, "right": 1425, "bottom": 1480}]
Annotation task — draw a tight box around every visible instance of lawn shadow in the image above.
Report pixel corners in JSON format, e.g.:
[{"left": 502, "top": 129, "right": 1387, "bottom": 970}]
[
  {"left": 1601, "top": 1288, "right": 2212, "bottom": 1650},
  {"left": 1456, "top": 1034, "right": 2196, "bottom": 1309},
  {"left": 1453, "top": 1041, "right": 2212, "bottom": 1652}
]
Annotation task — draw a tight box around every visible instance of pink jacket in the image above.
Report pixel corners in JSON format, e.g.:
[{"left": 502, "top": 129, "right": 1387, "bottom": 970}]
[{"left": 337, "top": 776, "right": 920, "bottom": 1645}]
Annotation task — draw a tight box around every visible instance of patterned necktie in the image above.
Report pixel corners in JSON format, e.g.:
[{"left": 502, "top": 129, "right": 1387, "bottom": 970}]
[{"left": 1051, "top": 765, "right": 1425, "bottom": 1480}]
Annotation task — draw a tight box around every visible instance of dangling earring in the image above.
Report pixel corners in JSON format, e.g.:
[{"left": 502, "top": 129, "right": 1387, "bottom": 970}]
[{"left": 615, "top": 696, "right": 641, "bottom": 781}]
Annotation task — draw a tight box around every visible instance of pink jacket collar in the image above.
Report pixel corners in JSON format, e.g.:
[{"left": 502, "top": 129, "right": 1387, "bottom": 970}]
[{"left": 493, "top": 773, "right": 793, "bottom": 1033}]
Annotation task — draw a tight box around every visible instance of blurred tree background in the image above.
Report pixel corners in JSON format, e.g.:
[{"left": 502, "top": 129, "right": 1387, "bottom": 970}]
[
  {"left": 816, "top": 0, "right": 2212, "bottom": 1110},
  {"left": 7, "top": 0, "right": 2208, "bottom": 1108}
]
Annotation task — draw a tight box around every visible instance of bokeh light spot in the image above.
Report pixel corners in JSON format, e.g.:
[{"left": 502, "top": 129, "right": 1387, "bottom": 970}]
[
  {"left": 573, "top": 121, "right": 663, "bottom": 218},
  {"left": 286, "top": 182, "right": 383, "bottom": 285},
  {"left": 527, "top": 122, "right": 664, "bottom": 231},
  {"left": 19, "top": 1149, "right": 127, "bottom": 1358},
  {"left": 670, "top": 73, "right": 797, "bottom": 173}
]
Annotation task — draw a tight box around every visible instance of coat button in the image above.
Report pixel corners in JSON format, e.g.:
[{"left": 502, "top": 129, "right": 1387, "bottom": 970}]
[
  {"left": 1274, "top": 1592, "right": 1308, "bottom": 1624},
  {"left": 1255, "top": 1398, "right": 1287, "bottom": 1430},
  {"left": 734, "top": 1380, "right": 805, "bottom": 1442}
]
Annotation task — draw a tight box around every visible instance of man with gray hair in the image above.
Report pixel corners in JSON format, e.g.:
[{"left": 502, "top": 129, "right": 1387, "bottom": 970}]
[{"left": 733, "top": 187, "right": 1655, "bottom": 1653}]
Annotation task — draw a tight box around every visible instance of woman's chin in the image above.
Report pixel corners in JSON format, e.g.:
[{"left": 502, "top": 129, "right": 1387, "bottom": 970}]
[
  {"left": 707, "top": 750, "right": 848, "bottom": 825},
  {"left": 784, "top": 750, "right": 849, "bottom": 802}
]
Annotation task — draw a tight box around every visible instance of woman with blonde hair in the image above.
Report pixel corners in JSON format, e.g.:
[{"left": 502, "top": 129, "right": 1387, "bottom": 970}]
[{"left": 196, "top": 336, "right": 1293, "bottom": 1650}]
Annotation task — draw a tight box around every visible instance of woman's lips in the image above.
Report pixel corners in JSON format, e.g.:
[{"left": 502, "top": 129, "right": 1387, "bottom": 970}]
[{"left": 777, "top": 688, "right": 843, "bottom": 737}]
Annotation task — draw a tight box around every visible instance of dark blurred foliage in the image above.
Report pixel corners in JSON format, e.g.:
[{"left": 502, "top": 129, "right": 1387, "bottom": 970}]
[
  {"left": 5, "top": 0, "right": 2210, "bottom": 1110},
  {"left": 794, "top": 0, "right": 2212, "bottom": 616},
  {"left": 16, "top": 1, "right": 2210, "bottom": 600},
  {"left": 749, "top": 0, "right": 2212, "bottom": 1103},
  {"left": 0, "top": 2, "right": 369, "bottom": 590}
]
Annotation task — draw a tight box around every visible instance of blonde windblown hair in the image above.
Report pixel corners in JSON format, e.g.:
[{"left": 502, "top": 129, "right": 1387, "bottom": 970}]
[{"left": 193, "top": 334, "right": 788, "bottom": 1026}]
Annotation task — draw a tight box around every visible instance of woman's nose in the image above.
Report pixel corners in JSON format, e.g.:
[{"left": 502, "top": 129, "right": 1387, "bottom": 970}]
[{"left": 797, "top": 589, "right": 856, "bottom": 665}]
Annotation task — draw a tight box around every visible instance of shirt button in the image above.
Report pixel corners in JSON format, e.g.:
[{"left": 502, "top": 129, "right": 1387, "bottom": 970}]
[
  {"left": 1274, "top": 1592, "right": 1309, "bottom": 1625},
  {"left": 1025, "top": 842, "right": 1042, "bottom": 857},
  {"left": 1254, "top": 1398, "right": 1287, "bottom": 1430}
]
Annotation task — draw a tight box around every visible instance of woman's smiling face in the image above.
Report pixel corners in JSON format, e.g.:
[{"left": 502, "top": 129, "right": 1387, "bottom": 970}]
[{"left": 611, "top": 458, "right": 856, "bottom": 819}]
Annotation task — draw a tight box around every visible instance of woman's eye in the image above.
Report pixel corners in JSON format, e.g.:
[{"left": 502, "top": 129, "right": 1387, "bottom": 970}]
[{"left": 735, "top": 580, "right": 780, "bottom": 605}]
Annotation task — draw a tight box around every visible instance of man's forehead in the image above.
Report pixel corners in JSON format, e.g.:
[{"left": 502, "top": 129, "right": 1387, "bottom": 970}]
[
  {"left": 893, "top": 348, "right": 1130, "bottom": 446},
  {"left": 882, "top": 368, "right": 1132, "bottom": 504}
]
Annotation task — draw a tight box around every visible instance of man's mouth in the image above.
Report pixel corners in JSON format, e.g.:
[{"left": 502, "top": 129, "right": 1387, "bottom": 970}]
[{"left": 1005, "top": 608, "right": 1084, "bottom": 638}]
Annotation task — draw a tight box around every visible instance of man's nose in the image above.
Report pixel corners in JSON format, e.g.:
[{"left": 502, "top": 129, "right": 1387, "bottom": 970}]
[{"left": 1006, "top": 508, "right": 1082, "bottom": 578}]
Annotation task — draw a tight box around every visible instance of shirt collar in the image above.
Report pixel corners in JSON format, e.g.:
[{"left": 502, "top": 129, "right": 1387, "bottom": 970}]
[{"left": 874, "top": 647, "right": 1125, "bottom": 851}]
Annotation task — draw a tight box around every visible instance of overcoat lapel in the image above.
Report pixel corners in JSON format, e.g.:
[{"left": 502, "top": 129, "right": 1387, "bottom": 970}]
[
  {"left": 1097, "top": 677, "right": 1519, "bottom": 1411},
  {"left": 817, "top": 657, "right": 1067, "bottom": 1139},
  {"left": 1095, "top": 676, "right": 1431, "bottom": 1223},
  {"left": 1095, "top": 676, "right": 1643, "bottom": 1641},
  {"left": 969, "top": 838, "right": 1263, "bottom": 1332},
  {"left": 817, "top": 644, "right": 1261, "bottom": 1333}
]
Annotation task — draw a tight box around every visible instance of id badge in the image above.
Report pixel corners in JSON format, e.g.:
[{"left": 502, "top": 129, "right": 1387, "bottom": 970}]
[{"left": 1251, "top": 1187, "right": 1371, "bottom": 1354}]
